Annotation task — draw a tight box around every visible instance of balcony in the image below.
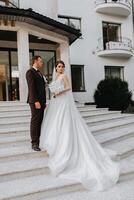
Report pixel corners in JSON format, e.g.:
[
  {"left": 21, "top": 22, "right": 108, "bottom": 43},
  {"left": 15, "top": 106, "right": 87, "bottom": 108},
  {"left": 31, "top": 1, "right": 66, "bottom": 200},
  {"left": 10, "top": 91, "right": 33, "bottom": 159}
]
[
  {"left": 0, "top": 0, "right": 19, "bottom": 8},
  {"left": 58, "top": 15, "right": 81, "bottom": 32},
  {"left": 95, "top": 0, "right": 131, "bottom": 17},
  {"left": 97, "top": 37, "right": 133, "bottom": 58}
]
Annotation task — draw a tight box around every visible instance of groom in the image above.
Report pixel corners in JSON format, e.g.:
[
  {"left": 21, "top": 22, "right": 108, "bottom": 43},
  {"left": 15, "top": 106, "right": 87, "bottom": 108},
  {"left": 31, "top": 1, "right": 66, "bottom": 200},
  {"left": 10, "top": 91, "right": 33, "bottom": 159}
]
[{"left": 26, "top": 55, "right": 46, "bottom": 151}]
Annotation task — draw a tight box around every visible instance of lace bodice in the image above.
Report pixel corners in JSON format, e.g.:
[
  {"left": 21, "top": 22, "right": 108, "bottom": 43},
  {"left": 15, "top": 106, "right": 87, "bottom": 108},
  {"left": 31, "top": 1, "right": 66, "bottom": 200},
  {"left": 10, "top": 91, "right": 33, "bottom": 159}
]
[{"left": 48, "top": 74, "right": 64, "bottom": 94}]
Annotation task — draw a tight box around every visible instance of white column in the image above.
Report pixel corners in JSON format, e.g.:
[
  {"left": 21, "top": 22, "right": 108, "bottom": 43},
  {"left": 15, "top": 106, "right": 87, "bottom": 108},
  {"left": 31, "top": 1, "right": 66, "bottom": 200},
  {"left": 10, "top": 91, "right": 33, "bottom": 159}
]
[
  {"left": 58, "top": 42, "right": 71, "bottom": 78},
  {"left": 17, "top": 29, "right": 30, "bottom": 102}
]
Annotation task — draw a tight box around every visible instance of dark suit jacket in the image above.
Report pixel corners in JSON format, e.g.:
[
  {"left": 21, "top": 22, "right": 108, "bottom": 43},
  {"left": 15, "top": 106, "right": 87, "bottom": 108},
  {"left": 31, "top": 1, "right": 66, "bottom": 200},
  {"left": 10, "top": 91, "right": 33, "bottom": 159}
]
[{"left": 26, "top": 67, "right": 46, "bottom": 106}]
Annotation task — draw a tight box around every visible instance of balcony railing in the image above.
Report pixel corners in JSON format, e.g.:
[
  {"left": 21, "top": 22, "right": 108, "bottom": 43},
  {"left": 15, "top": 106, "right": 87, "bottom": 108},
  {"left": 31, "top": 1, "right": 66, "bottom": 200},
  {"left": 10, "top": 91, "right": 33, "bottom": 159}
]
[
  {"left": 0, "top": 0, "right": 19, "bottom": 8},
  {"left": 97, "top": 37, "right": 133, "bottom": 52},
  {"left": 58, "top": 15, "right": 81, "bottom": 31},
  {"left": 95, "top": 0, "right": 131, "bottom": 16},
  {"left": 95, "top": 0, "right": 131, "bottom": 8}
]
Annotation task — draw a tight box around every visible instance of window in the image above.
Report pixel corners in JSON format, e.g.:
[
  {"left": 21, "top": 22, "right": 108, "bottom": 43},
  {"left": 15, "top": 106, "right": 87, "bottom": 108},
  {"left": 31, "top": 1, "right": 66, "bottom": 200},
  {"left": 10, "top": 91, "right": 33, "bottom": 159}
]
[
  {"left": 0, "top": 0, "right": 19, "bottom": 7},
  {"left": 58, "top": 15, "right": 81, "bottom": 32},
  {"left": 71, "top": 65, "right": 85, "bottom": 92},
  {"left": 102, "top": 22, "right": 121, "bottom": 49},
  {"left": 105, "top": 66, "right": 124, "bottom": 80}
]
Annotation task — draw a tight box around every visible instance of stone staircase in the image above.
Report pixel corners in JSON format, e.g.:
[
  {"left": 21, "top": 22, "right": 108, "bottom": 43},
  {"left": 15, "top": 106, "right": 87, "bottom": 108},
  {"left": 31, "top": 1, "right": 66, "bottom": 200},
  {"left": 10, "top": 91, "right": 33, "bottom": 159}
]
[{"left": 0, "top": 101, "right": 134, "bottom": 200}]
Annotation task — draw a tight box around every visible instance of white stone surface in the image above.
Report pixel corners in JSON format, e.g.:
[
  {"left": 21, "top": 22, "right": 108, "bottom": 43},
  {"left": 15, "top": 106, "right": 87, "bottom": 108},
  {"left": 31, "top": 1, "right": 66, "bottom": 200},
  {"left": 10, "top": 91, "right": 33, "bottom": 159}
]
[
  {"left": 0, "top": 157, "right": 48, "bottom": 176},
  {"left": 0, "top": 111, "right": 30, "bottom": 118},
  {"left": 0, "top": 174, "right": 77, "bottom": 200},
  {"left": 82, "top": 110, "right": 120, "bottom": 117},
  {"left": 96, "top": 125, "right": 134, "bottom": 144},
  {"left": 0, "top": 134, "right": 28, "bottom": 144},
  {"left": 0, "top": 145, "right": 46, "bottom": 158},
  {"left": 84, "top": 113, "right": 133, "bottom": 124},
  {"left": 0, "top": 103, "right": 134, "bottom": 199},
  {"left": 0, "top": 106, "right": 29, "bottom": 112},
  {"left": 0, "top": 126, "right": 29, "bottom": 134},
  {"left": 89, "top": 117, "right": 134, "bottom": 132},
  {"left": 105, "top": 136, "right": 134, "bottom": 156},
  {"left": 43, "top": 178, "right": 134, "bottom": 200},
  {"left": 120, "top": 154, "right": 134, "bottom": 175}
]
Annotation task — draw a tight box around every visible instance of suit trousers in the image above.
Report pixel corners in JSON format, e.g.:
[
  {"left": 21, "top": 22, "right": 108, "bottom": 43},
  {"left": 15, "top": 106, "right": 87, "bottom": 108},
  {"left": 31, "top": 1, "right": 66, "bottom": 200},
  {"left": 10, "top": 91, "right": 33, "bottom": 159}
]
[{"left": 29, "top": 103, "right": 45, "bottom": 146}]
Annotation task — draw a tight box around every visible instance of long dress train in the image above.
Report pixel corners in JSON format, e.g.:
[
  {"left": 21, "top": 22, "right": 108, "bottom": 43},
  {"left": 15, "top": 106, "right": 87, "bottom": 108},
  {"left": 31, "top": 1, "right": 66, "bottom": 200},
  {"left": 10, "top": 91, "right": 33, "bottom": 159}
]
[{"left": 40, "top": 74, "right": 119, "bottom": 191}]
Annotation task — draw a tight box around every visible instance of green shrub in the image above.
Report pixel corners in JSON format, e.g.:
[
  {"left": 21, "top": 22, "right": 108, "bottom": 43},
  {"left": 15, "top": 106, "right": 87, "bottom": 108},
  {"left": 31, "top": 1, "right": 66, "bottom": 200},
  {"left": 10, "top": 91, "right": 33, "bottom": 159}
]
[{"left": 94, "top": 78, "right": 132, "bottom": 111}]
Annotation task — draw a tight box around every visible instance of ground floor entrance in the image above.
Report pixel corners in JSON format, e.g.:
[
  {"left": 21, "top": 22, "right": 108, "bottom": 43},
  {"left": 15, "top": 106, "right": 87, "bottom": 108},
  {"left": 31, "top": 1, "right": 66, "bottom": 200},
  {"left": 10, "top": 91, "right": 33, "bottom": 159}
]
[
  {"left": 0, "top": 48, "right": 56, "bottom": 101},
  {"left": 0, "top": 49, "right": 19, "bottom": 101}
]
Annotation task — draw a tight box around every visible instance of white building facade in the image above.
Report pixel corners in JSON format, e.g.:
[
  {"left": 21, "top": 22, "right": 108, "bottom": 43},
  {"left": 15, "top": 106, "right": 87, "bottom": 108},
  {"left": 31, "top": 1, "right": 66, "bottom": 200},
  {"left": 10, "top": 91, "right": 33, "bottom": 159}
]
[
  {"left": 0, "top": 0, "right": 134, "bottom": 103},
  {"left": 58, "top": 0, "right": 134, "bottom": 103}
]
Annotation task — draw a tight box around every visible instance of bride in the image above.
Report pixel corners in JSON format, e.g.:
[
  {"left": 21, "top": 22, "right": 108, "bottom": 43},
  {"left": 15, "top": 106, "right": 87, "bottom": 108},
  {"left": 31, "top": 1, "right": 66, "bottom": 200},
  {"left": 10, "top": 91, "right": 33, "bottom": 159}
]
[{"left": 40, "top": 60, "right": 120, "bottom": 191}]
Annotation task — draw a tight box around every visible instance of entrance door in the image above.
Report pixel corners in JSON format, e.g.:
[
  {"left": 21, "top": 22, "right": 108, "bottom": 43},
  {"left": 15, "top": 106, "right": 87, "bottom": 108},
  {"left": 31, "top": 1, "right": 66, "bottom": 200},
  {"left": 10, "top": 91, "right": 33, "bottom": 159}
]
[
  {"left": 0, "top": 50, "right": 19, "bottom": 101},
  {"left": 33, "top": 50, "right": 56, "bottom": 99},
  {"left": 0, "top": 51, "right": 8, "bottom": 101}
]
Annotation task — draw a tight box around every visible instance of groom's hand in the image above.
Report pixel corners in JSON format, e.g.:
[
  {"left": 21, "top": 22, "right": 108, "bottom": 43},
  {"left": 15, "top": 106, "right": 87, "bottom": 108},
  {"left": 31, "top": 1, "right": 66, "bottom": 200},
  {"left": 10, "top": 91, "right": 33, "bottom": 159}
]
[{"left": 35, "top": 101, "right": 41, "bottom": 109}]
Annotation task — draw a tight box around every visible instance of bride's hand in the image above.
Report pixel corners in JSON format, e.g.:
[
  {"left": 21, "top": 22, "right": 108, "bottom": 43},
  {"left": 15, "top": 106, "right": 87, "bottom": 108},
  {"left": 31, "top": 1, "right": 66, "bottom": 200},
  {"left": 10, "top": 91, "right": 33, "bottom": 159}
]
[{"left": 54, "top": 91, "right": 60, "bottom": 96}]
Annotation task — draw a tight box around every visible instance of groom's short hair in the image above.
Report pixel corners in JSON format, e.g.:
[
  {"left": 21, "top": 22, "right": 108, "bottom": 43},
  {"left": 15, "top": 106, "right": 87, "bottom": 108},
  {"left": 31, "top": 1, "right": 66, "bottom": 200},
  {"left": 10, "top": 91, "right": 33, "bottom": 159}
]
[{"left": 32, "top": 55, "right": 41, "bottom": 65}]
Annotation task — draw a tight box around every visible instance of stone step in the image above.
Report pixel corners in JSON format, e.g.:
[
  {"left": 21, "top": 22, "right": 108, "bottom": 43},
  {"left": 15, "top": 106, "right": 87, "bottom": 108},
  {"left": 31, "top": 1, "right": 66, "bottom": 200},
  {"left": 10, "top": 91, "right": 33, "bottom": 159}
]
[
  {"left": 0, "top": 122, "right": 29, "bottom": 129},
  {"left": 0, "top": 145, "right": 32, "bottom": 157},
  {"left": 0, "top": 157, "right": 48, "bottom": 183},
  {"left": 0, "top": 123, "right": 134, "bottom": 149},
  {"left": 0, "top": 109, "right": 118, "bottom": 119},
  {"left": 0, "top": 152, "right": 134, "bottom": 200},
  {"left": 81, "top": 110, "right": 120, "bottom": 118},
  {"left": 0, "top": 133, "right": 29, "bottom": 147},
  {"left": 75, "top": 103, "right": 96, "bottom": 107},
  {"left": 0, "top": 145, "right": 48, "bottom": 162},
  {"left": 0, "top": 107, "right": 109, "bottom": 119},
  {"left": 0, "top": 132, "right": 134, "bottom": 162},
  {"left": 78, "top": 107, "right": 108, "bottom": 112},
  {"left": 0, "top": 173, "right": 82, "bottom": 200},
  {"left": 0, "top": 111, "right": 30, "bottom": 118},
  {"left": 120, "top": 154, "right": 134, "bottom": 178},
  {"left": 0, "top": 151, "right": 133, "bottom": 184},
  {"left": 0, "top": 114, "right": 134, "bottom": 136},
  {"left": 105, "top": 136, "right": 134, "bottom": 159},
  {"left": 85, "top": 113, "right": 133, "bottom": 126},
  {"left": 0, "top": 112, "right": 128, "bottom": 125},
  {"left": 0, "top": 102, "right": 92, "bottom": 107},
  {"left": 0, "top": 118, "right": 30, "bottom": 125},
  {"left": 0, "top": 140, "right": 29, "bottom": 148},
  {"left": 0, "top": 101, "right": 27, "bottom": 106},
  {"left": 0, "top": 110, "right": 120, "bottom": 121},
  {"left": 0, "top": 103, "right": 97, "bottom": 112},
  {"left": 0, "top": 134, "right": 28, "bottom": 142},
  {"left": 0, "top": 126, "right": 29, "bottom": 134},
  {"left": 0, "top": 112, "right": 133, "bottom": 129},
  {"left": 90, "top": 117, "right": 134, "bottom": 134},
  {"left": 0, "top": 107, "right": 107, "bottom": 117},
  {"left": 0, "top": 106, "right": 29, "bottom": 112},
  {"left": 0, "top": 132, "right": 28, "bottom": 139},
  {"left": 95, "top": 124, "right": 134, "bottom": 145},
  {"left": 0, "top": 103, "right": 134, "bottom": 199}
]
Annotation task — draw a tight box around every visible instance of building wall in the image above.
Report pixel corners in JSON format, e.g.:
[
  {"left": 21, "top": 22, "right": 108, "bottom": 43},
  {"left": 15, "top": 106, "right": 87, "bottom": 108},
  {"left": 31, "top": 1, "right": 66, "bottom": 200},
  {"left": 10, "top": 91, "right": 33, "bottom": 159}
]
[
  {"left": 58, "top": 0, "right": 134, "bottom": 103},
  {"left": 19, "top": 0, "right": 58, "bottom": 19}
]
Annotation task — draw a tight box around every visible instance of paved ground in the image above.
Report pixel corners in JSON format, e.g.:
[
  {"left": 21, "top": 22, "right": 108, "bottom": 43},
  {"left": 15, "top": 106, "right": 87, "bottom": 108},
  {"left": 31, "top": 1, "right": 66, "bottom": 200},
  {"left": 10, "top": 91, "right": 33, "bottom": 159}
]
[{"left": 45, "top": 176, "right": 134, "bottom": 200}]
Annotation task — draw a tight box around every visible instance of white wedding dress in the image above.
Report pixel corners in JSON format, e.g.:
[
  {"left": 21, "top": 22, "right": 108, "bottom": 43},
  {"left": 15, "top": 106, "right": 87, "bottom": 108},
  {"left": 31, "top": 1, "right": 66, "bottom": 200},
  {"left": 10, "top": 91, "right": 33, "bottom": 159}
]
[{"left": 40, "top": 74, "right": 120, "bottom": 191}]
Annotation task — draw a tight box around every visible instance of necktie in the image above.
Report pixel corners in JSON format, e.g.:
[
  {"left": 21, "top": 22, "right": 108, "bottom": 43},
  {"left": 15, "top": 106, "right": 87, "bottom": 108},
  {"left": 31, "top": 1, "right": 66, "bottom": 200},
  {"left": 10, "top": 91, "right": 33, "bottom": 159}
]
[{"left": 37, "top": 70, "right": 42, "bottom": 77}]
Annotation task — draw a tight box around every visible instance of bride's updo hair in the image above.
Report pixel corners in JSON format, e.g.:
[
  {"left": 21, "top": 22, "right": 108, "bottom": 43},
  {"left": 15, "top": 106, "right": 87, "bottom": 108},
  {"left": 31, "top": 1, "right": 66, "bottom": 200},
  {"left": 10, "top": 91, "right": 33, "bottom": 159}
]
[{"left": 55, "top": 60, "right": 65, "bottom": 71}]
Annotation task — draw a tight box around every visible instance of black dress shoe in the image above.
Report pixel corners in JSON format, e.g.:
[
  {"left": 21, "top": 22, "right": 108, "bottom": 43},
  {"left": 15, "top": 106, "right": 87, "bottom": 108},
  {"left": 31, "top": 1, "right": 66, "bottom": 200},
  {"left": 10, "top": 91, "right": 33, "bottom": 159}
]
[{"left": 32, "top": 145, "right": 41, "bottom": 151}]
